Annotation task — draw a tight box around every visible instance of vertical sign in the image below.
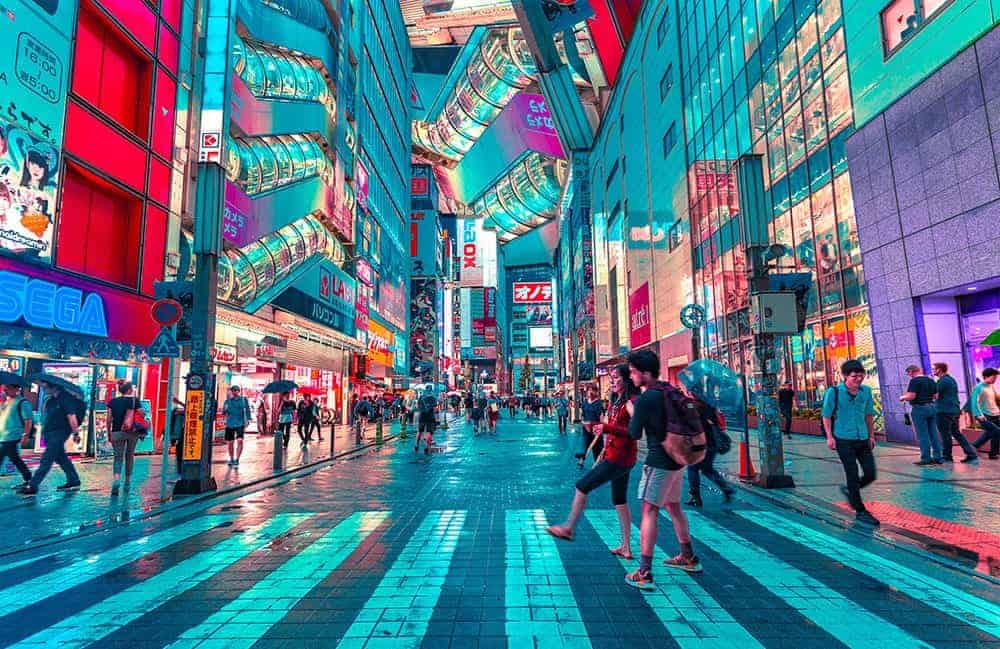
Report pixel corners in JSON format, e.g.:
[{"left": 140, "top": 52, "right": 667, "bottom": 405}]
[
  {"left": 629, "top": 282, "right": 652, "bottom": 348},
  {"left": 182, "top": 390, "right": 205, "bottom": 460}
]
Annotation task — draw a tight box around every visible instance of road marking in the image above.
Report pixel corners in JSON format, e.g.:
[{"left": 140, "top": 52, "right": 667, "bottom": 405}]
[
  {"left": 0, "top": 515, "right": 234, "bottom": 617},
  {"left": 739, "top": 510, "right": 1000, "bottom": 639},
  {"left": 505, "top": 509, "right": 591, "bottom": 648},
  {"left": 166, "top": 511, "right": 388, "bottom": 648},
  {"left": 0, "top": 552, "right": 55, "bottom": 576},
  {"left": 684, "top": 511, "right": 934, "bottom": 648},
  {"left": 10, "top": 513, "right": 311, "bottom": 648},
  {"left": 586, "top": 510, "right": 763, "bottom": 648},
  {"left": 336, "top": 510, "right": 466, "bottom": 649}
]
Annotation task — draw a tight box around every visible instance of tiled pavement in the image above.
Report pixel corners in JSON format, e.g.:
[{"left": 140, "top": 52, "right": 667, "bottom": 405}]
[{"left": 0, "top": 416, "right": 996, "bottom": 649}]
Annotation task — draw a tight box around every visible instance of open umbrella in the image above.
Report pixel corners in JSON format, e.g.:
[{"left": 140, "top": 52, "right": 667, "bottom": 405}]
[
  {"left": 262, "top": 379, "right": 298, "bottom": 394},
  {"left": 982, "top": 328, "right": 1000, "bottom": 347},
  {"left": 0, "top": 371, "right": 27, "bottom": 387},
  {"left": 297, "top": 386, "right": 324, "bottom": 396},
  {"left": 29, "top": 373, "right": 86, "bottom": 400}
]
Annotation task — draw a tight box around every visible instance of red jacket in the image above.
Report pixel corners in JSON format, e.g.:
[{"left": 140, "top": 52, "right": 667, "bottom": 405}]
[{"left": 601, "top": 396, "right": 638, "bottom": 467}]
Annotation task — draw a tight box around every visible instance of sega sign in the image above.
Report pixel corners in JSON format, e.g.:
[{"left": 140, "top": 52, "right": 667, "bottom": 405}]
[
  {"left": 513, "top": 281, "right": 553, "bottom": 304},
  {"left": 0, "top": 270, "right": 108, "bottom": 337}
]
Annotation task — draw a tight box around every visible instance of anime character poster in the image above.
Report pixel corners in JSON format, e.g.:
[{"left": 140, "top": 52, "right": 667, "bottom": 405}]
[
  {"left": 0, "top": 118, "right": 59, "bottom": 262},
  {"left": 410, "top": 277, "right": 438, "bottom": 380}
]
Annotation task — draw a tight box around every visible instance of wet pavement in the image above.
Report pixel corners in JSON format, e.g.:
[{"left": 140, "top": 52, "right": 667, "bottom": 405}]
[{"left": 0, "top": 415, "right": 996, "bottom": 648}]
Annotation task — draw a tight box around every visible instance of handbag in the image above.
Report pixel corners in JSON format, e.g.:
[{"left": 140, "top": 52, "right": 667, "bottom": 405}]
[
  {"left": 122, "top": 397, "right": 149, "bottom": 438},
  {"left": 903, "top": 411, "right": 912, "bottom": 427}
]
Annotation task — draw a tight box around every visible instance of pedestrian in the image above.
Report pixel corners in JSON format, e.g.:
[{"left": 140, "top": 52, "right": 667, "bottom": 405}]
[
  {"left": 353, "top": 395, "right": 372, "bottom": 442},
  {"left": 415, "top": 389, "right": 438, "bottom": 454},
  {"left": 900, "top": 364, "right": 942, "bottom": 466},
  {"left": 221, "top": 386, "right": 251, "bottom": 466},
  {"left": 296, "top": 393, "right": 316, "bottom": 447},
  {"left": 685, "top": 398, "right": 734, "bottom": 507},
  {"left": 547, "top": 364, "right": 638, "bottom": 559},
  {"left": 471, "top": 394, "right": 486, "bottom": 435},
  {"left": 778, "top": 382, "right": 795, "bottom": 438},
  {"left": 170, "top": 398, "right": 185, "bottom": 475},
  {"left": 487, "top": 391, "right": 500, "bottom": 432},
  {"left": 277, "top": 392, "right": 295, "bottom": 450},
  {"left": 18, "top": 382, "right": 83, "bottom": 495},
  {"left": 256, "top": 399, "right": 268, "bottom": 436},
  {"left": 0, "top": 382, "right": 33, "bottom": 489},
  {"left": 971, "top": 368, "right": 1000, "bottom": 459},
  {"left": 554, "top": 391, "right": 570, "bottom": 434},
  {"left": 508, "top": 395, "right": 517, "bottom": 419},
  {"left": 106, "top": 382, "right": 147, "bottom": 494},
  {"left": 577, "top": 387, "right": 604, "bottom": 460},
  {"left": 464, "top": 392, "right": 474, "bottom": 422},
  {"left": 625, "top": 349, "right": 704, "bottom": 588},
  {"left": 932, "top": 362, "right": 977, "bottom": 463},
  {"left": 822, "top": 359, "right": 880, "bottom": 526},
  {"left": 310, "top": 399, "right": 323, "bottom": 441}
]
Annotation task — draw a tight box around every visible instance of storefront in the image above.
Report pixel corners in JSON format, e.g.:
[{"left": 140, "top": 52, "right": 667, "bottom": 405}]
[{"left": 0, "top": 259, "right": 160, "bottom": 456}]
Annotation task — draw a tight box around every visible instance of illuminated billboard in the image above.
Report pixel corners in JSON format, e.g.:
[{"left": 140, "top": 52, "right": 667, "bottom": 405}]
[
  {"left": 513, "top": 281, "right": 552, "bottom": 303},
  {"left": 0, "top": 119, "right": 59, "bottom": 263},
  {"left": 528, "top": 326, "right": 553, "bottom": 351},
  {"left": 459, "top": 218, "right": 497, "bottom": 287}
]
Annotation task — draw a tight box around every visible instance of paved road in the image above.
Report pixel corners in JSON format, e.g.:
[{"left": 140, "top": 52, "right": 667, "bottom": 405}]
[{"left": 0, "top": 417, "right": 996, "bottom": 649}]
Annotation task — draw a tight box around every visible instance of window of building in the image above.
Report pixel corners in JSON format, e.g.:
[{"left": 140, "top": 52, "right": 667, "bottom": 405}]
[
  {"left": 657, "top": 7, "right": 671, "bottom": 46},
  {"left": 605, "top": 159, "right": 620, "bottom": 189},
  {"left": 72, "top": 1, "right": 153, "bottom": 139},
  {"left": 668, "top": 220, "right": 683, "bottom": 252},
  {"left": 662, "top": 122, "right": 678, "bottom": 157},
  {"left": 57, "top": 163, "right": 142, "bottom": 288},
  {"left": 660, "top": 64, "right": 674, "bottom": 100}
]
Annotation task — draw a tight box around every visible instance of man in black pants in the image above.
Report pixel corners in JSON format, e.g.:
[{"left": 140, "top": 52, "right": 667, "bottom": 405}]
[
  {"left": 777, "top": 382, "right": 794, "bottom": 438},
  {"left": 822, "top": 359, "right": 879, "bottom": 526},
  {"left": 932, "top": 362, "right": 977, "bottom": 463}
]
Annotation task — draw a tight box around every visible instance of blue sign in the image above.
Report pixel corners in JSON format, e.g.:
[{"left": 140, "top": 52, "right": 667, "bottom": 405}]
[
  {"left": 0, "top": 270, "right": 107, "bottom": 337},
  {"left": 148, "top": 328, "right": 181, "bottom": 358}
]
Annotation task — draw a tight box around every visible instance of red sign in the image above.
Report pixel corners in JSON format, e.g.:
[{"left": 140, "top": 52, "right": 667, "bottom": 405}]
[
  {"left": 512, "top": 281, "right": 552, "bottom": 304},
  {"left": 629, "top": 282, "right": 652, "bottom": 348},
  {"left": 411, "top": 177, "right": 429, "bottom": 197},
  {"left": 151, "top": 299, "right": 182, "bottom": 327},
  {"left": 355, "top": 258, "right": 373, "bottom": 286},
  {"left": 211, "top": 345, "right": 237, "bottom": 364}
]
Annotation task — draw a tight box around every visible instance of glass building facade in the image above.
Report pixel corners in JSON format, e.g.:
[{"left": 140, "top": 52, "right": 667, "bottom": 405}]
[{"left": 679, "top": 0, "right": 878, "bottom": 413}]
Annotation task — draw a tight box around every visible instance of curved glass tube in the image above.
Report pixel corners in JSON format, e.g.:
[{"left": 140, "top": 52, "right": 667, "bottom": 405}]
[
  {"left": 259, "top": 0, "right": 329, "bottom": 30},
  {"left": 226, "top": 134, "right": 329, "bottom": 195},
  {"left": 475, "top": 154, "right": 564, "bottom": 241},
  {"left": 233, "top": 35, "right": 330, "bottom": 103}
]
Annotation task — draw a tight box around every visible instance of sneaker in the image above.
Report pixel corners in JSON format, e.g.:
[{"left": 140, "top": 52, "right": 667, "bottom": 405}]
[
  {"left": 933, "top": 458, "right": 944, "bottom": 465},
  {"left": 855, "top": 510, "right": 880, "bottom": 526},
  {"left": 663, "top": 554, "right": 703, "bottom": 573},
  {"left": 18, "top": 484, "right": 37, "bottom": 495},
  {"left": 685, "top": 494, "right": 703, "bottom": 507},
  {"left": 625, "top": 569, "right": 656, "bottom": 590},
  {"left": 11, "top": 481, "right": 29, "bottom": 490},
  {"left": 233, "top": 459, "right": 239, "bottom": 466},
  {"left": 57, "top": 483, "right": 81, "bottom": 491},
  {"left": 227, "top": 459, "right": 235, "bottom": 466},
  {"left": 960, "top": 456, "right": 979, "bottom": 464}
]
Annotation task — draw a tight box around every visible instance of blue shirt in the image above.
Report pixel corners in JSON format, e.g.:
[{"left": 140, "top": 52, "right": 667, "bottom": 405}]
[
  {"left": 0, "top": 397, "right": 32, "bottom": 443},
  {"left": 821, "top": 384, "right": 875, "bottom": 441},
  {"left": 934, "top": 375, "right": 961, "bottom": 415},
  {"left": 581, "top": 399, "right": 604, "bottom": 422},
  {"left": 554, "top": 397, "right": 569, "bottom": 415},
  {"left": 222, "top": 396, "right": 250, "bottom": 428}
]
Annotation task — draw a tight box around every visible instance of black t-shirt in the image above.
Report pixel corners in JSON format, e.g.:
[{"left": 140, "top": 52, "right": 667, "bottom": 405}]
[
  {"left": 464, "top": 396, "right": 473, "bottom": 407},
  {"left": 777, "top": 388, "right": 794, "bottom": 409},
  {"left": 418, "top": 396, "right": 437, "bottom": 422},
  {"left": 907, "top": 376, "right": 937, "bottom": 405},
  {"left": 108, "top": 396, "right": 137, "bottom": 431},
  {"left": 297, "top": 400, "right": 315, "bottom": 422},
  {"left": 629, "top": 386, "right": 682, "bottom": 471},
  {"left": 42, "top": 392, "right": 82, "bottom": 438}
]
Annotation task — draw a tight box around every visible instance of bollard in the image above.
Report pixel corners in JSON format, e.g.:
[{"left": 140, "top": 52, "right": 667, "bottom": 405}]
[
  {"left": 400, "top": 417, "right": 409, "bottom": 439},
  {"left": 376, "top": 419, "right": 384, "bottom": 445}
]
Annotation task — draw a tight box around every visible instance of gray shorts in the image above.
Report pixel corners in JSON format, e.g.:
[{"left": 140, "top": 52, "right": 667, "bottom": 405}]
[{"left": 637, "top": 465, "right": 684, "bottom": 506}]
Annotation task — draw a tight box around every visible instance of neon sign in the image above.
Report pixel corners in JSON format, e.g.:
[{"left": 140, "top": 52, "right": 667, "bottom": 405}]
[{"left": 0, "top": 270, "right": 108, "bottom": 337}]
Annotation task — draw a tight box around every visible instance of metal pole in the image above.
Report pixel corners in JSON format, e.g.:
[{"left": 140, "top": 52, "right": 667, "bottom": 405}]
[
  {"left": 159, "top": 357, "right": 176, "bottom": 502},
  {"left": 273, "top": 362, "right": 285, "bottom": 470}
]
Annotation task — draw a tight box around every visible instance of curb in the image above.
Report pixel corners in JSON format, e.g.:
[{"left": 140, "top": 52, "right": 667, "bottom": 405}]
[
  {"left": 0, "top": 432, "right": 403, "bottom": 558},
  {"left": 728, "top": 475, "right": 1000, "bottom": 586}
]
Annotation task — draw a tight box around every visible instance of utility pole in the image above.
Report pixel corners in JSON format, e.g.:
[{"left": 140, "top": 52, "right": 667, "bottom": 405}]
[{"left": 736, "top": 154, "right": 794, "bottom": 489}]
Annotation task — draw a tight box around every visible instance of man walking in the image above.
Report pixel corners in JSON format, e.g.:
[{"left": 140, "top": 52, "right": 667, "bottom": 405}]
[
  {"left": 626, "top": 349, "right": 702, "bottom": 590},
  {"left": 932, "top": 362, "right": 977, "bottom": 463},
  {"left": 0, "top": 383, "right": 33, "bottom": 489},
  {"left": 296, "top": 393, "right": 317, "bottom": 447},
  {"left": 822, "top": 359, "right": 879, "bottom": 526},
  {"left": 777, "top": 382, "right": 795, "bottom": 439},
  {"left": 971, "top": 368, "right": 1000, "bottom": 459},
  {"left": 415, "top": 389, "right": 438, "bottom": 454},
  {"left": 221, "top": 386, "right": 251, "bottom": 466},
  {"left": 19, "top": 382, "right": 83, "bottom": 495},
  {"left": 554, "top": 391, "right": 570, "bottom": 434},
  {"left": 900, "top": 364, "right": 942, "bottom": 465}
]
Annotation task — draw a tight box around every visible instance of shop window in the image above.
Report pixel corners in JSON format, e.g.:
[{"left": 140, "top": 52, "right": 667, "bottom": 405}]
[
  {"left": 71, "top": 1, "right": 152, "bottom": 140},
  {"left": 57, "top": 164, "right": 142, "bottom": 288}
]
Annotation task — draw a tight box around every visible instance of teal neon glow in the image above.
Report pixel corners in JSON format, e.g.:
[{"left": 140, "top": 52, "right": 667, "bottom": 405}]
[
  {"left": 504, "top": 509, "right": 591, "bottom": 647},
  {"left": 683, "top": 511, "right": 932, "bottom": 648},
  {"left": 0, "top": 515, "right": 234, "bottom": 618},
  {"left": 738, "top": 511, "right": 1000, "bottom": 639},
  {"left": 587, "top": 510, "right": 763, "bottom": 647},
  {"left": 475, "top": 154, "right": 567, "bottom": 243},
  {"left": 233, "top": 35, "right": 330, "bottom": 104},
  {"left": 10, "top": 513, "right": 312, "bottom": 649},
  {"left": 336, "top": 510, "right": 466, "bottom": 648},
  {"left": 226, "top": 134, "right": 330, "bottom": 195},
  {"left": 166, "top": 511, "right": 386, "bottom": 647}
]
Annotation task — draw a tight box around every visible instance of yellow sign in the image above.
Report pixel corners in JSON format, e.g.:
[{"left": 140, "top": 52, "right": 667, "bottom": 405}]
[{"left": 183, "top": 390, "right": 205, "bottom": 461}]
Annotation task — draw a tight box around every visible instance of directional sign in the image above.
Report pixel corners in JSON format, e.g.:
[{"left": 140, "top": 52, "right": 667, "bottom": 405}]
[
  {"left": 151, "top": 299, "right": 183, "bottom": 327},
  {"left": 148, "top": 327, "right": 181, "bottom": 358}
]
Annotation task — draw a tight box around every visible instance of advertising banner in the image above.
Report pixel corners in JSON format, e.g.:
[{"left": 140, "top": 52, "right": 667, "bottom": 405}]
[
  {"left": 355, "top": 159, "right": 369, "bottom": 213},
  {"left": 459, "top": 218, "right": 497, "bottom": 287},
  {"left": 410, "top": 277, "right": 437, "bottom": 379},
  {"left": 367, "top": 319, "right": 394, "bottom": 368},
  {"left": 629, "top": 282, "right": 652, "bottom": 348},
  {"left": 0, "top": 118, "right": 59, "bottom": 262},
  {"left": 513, "top": 281, "right": 553, "bottom": 303},
  {"left": 410, "top": 209, "right": 438, "bottom": 277},
  {"left": 459, "top": 287, "right": 472, "bottom": 348},
  {"left": 271, "top": 261, "right": 357, "bottom": 337},
  {"left": 222, "top": 178, "right": 334, "bottom": 247}
]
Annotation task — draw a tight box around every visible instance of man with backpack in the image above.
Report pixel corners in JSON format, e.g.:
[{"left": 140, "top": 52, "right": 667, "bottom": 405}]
[
  {"left": 415, "top": 389, "right": 438, "bottom": 454},
  {"left": 0, "top": 382, "right": 33, "bottom": 489},
  {"left": 626, "top": 349, "right": 706, "bottom": 589},
  {"left": 353, "top": 395, "right": 372, "bottom": 443},
  {"left": 19, "top": 381, "right": 84, "bottom": 495},
  {"left": 822, "top": 359, "right": 879, "bottom": 526}
]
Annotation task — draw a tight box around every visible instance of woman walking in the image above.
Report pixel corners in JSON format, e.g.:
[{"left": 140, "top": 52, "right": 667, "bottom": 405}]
[
  {"left": 277, "top": 392, "right": 296, "bottom": 450},
  {"left": 107, "top": 382, "right": 144, "bottom": 496},
  {"left": 547, "top": 364, "right": 639, "bottom": 559}
]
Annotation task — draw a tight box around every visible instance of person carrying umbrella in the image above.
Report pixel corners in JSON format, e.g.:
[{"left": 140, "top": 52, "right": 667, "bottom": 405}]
[
  {"left": 19, "top": 375, "right": 85, "bottom": 495},
  {"left": 0, "top": 373, "right": 33, "bottom": 489},
  {"left": 261, "top": 380, "right": 298, "bottom": 451}
]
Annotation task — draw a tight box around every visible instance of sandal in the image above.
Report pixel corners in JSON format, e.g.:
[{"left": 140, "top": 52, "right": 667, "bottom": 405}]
[
  {"left": 610, "top": 548, "right": 634, "bottom": 560},
  {"left": 546, "top": 525, "right": 574, "bottom": 541}
]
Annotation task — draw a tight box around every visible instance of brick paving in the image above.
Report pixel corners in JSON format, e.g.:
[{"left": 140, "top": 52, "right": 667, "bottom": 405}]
[{"left": 0, "top": 415, "right": 996, "bottom": 649}]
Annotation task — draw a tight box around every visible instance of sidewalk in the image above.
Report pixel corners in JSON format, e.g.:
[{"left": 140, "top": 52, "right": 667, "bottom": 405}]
[
  {"left": 0, "top": 421, "right": 402, "bottom": 553},
  {"left": 716, "top": 431, "right": 1000, "bottom": 576}
]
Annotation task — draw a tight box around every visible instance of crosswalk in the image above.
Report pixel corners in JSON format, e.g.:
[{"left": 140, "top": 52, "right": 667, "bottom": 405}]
[{"left": 1, "top": 507, "right": 995, "bottom": 648}]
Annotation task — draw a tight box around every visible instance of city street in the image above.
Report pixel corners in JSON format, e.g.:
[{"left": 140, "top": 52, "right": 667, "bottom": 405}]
[{"left": 1, "top": 416, "right": 996, "bottom": 649}]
